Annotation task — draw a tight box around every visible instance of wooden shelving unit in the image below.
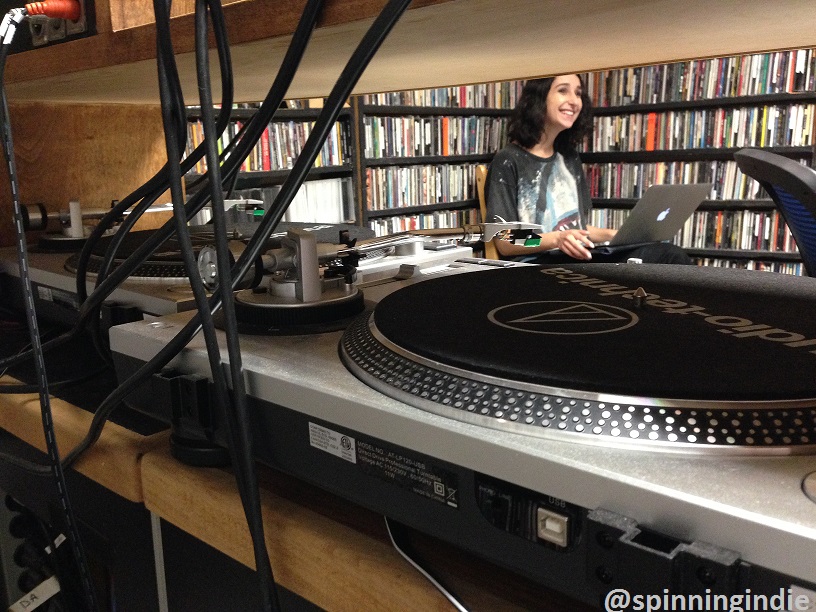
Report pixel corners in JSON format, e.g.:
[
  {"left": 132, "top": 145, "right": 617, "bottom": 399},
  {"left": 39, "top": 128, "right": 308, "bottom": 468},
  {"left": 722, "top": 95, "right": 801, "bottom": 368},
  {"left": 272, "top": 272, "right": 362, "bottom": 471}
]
[{"left": 581, "top": 54, "right": 816, "bottom": 274}]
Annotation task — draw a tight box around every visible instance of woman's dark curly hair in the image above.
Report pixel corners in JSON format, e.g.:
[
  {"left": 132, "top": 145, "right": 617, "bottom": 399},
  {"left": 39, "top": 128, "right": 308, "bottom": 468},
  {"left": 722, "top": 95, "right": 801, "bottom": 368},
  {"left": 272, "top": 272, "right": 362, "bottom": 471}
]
[{"left": 506, "top": 75, "right": 593, "bottom": 153}]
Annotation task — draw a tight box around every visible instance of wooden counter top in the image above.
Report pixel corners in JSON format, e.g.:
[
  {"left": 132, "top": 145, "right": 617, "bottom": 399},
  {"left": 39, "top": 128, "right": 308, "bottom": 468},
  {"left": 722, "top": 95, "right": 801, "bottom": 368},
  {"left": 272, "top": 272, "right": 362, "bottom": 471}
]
[
  {"left": 0, "top": 371, "right": 592, "bottom": 609},
  {"left": 0, "top": 375, "right": 167, "bottom": 503}
]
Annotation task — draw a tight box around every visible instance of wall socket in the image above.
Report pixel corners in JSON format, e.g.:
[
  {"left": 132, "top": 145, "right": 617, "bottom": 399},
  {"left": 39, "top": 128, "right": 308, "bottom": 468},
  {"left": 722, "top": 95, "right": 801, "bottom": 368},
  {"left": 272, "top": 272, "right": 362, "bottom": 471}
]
[
  {"left": 28, "top": 15, "right": 65, "bottom": 46},
  {"left": 30, "top": 0, "right": 85, "bottom": 46},
  {"left": 0, "top": 0, "right": 95, "bottom": 53}
]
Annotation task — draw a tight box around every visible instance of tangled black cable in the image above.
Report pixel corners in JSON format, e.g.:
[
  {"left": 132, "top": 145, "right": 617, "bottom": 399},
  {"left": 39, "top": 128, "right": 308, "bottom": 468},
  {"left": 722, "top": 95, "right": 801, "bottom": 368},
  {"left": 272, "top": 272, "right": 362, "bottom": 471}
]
[
  {"left": 0, "top": 4, "right": 417, "bottom": 610},
  {"left": 0, "top": 0, "right": 328, "bottom": 476},
  {"left": 153, "top": 0, "right": 281, "bottom": 609},
  {"left": 0, "top": 0, "right": 237, "bottom": 376},
  {"left": 61, "top": 0, "right": 417, "bottom": 476}
]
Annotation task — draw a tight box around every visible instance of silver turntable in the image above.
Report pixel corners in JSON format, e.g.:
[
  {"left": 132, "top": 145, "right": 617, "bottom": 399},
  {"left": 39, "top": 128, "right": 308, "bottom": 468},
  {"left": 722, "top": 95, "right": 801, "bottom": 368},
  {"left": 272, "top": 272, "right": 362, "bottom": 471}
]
[{"left": 109, "top": 248, "right": 816, "bottom": 606}]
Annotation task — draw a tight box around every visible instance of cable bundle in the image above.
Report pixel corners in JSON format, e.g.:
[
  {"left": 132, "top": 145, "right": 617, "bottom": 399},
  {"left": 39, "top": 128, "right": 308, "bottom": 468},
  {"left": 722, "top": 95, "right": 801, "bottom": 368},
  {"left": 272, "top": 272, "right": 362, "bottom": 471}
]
[{"left": 0, "top": 0, "right": 415, "bottom": 609}]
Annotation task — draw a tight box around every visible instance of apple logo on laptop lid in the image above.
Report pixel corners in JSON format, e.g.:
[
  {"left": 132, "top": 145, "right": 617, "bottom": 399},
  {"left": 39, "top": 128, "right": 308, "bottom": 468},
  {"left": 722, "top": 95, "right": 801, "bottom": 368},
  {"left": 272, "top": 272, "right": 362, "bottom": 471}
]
[{"left": 656, "top": 208, "right": 670, "bottom": 221}]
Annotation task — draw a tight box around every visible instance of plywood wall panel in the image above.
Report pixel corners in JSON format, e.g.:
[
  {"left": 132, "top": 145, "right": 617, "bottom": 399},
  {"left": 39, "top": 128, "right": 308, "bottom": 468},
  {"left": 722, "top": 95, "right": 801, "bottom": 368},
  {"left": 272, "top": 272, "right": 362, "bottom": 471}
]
[{"left": 0, "top": 102, "right": 169, "bottom": 248}]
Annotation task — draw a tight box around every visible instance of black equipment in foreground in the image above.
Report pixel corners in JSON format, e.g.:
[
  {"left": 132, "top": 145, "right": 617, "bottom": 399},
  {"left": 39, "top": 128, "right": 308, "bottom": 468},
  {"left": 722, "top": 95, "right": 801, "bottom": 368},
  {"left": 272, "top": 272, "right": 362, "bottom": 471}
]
[{"left": 109, "top": 258, "right": 816, "bottom": 608}]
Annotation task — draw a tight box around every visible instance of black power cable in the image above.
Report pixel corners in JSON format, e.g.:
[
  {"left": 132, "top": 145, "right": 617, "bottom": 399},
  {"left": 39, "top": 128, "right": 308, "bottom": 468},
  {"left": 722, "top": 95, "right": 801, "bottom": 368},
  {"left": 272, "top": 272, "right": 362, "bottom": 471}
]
[
  {"left": 218, "top": 0, "right": 416, "bottom": 289},
  {"left": 55, "top": 0, "right": 325, "bottom": 463},
  {"left": 153, "top": 0, "right": 280, "bottom": 609},
  {"left": 0, "top": 0, "right": 328, "bottom": 475},
  {"left": 0, "top": 0, "right": 415, "bottom": 525},
  {"left": 0, "top": 0, "right": 326, "bottom": 383},
  {"left": 61, "top": 0, "right": 415, "bottom": 477},
  {"left": 1, "top": 2, "right": 418, "bottom": 610},
  {"left": 0, "top": 0, "right": 237, "bottom": 376},
  {"left": 75, "top": 0, "right": 217, "bottom": 363},
  {"left": 0, "top": 0, "right": 238, "bottom": 373},
  {"left": 64, "top": 0, "right": 321, "bottom": 455},
  {"left": 0, "top": 368, "right": 109, "bottom": 394},
  {"left": 192, "top": 3, "right": 280, "bottom": 608},
  {"left": 61, "top": 0, "right": 332, "bottom": 329},
  {"left": 0, "top": 9, "right": 98, "bottom": 611}
]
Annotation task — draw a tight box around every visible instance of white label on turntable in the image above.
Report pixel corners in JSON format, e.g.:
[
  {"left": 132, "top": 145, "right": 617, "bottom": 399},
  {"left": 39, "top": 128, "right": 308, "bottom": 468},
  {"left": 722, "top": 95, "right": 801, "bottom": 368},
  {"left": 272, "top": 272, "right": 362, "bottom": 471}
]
[
  {"left": 37, "top": 285, "right": 53, "bottom": 301},
  {"left": 36, "top": 284, "right": 78, "bottom": 309},
  {"left": 308, "top": 422, "right": 357, "bottom": 464}
]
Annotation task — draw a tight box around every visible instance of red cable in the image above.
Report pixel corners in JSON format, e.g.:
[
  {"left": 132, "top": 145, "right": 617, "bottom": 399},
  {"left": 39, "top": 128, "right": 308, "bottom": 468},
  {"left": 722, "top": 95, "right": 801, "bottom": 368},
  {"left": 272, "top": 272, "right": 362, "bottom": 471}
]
[{"left": 25, "top": 1, "right": 81, "bottom": 21}]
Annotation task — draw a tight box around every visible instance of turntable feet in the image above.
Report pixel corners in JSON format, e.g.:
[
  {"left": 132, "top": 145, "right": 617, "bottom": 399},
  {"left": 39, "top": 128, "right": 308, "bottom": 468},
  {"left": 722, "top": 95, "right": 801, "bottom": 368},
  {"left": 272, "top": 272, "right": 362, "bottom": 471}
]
[{"left": 170, "top": 434, "right": 231, "bottom": 467}]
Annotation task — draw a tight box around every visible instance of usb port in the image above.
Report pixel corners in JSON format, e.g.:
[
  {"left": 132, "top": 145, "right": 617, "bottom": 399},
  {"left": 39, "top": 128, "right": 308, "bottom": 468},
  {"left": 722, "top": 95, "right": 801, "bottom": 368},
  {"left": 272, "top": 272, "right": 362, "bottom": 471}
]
[{"left": 536, "top": 507, "right": 569, "bottom": 547}]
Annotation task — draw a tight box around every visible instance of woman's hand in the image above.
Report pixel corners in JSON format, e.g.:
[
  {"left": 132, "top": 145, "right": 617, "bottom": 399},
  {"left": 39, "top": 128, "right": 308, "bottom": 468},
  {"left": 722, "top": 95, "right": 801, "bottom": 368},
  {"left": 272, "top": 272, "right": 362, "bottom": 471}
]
[{"left": 554, "top": 229, "right": 594, "bottom": 260}]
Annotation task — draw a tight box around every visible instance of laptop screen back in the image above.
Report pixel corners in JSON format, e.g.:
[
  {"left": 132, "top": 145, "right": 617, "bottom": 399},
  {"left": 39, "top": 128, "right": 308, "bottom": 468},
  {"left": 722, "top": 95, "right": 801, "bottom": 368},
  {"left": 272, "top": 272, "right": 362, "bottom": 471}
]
[{"left": 608, "top": 183, "right": 712, "bottom": 246}]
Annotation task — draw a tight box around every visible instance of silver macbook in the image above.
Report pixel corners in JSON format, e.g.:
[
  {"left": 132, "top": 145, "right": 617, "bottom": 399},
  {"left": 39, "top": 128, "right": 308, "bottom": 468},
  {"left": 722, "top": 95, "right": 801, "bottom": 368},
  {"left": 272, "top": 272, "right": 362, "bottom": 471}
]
[{"left": 596, "top": 183, "right": 712, "bottom": 250}]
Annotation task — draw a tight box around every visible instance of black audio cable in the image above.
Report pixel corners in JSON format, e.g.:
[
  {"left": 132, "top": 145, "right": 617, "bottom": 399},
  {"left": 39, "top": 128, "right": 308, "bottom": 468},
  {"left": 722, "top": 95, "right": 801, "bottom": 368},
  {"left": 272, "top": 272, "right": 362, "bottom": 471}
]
[
  {"left": 221, "top": 0, "right": 415, "bottom": 290},
  {"left": 0, "top": 0, "right": 326, "bottom": 380},
  {"left": 0, "top": 314, "right": 108, "bottom": 394},
  {"left": 60, "top": 0, "right": 414, "bottom": 473},
  {"left": 0, "top": 0, "right": 327, "bottom": 475},
  {"left": 191, "top": 3, "right": 280, "bottom": 608},
  {"left": 75, "top": 0, "right": 216, "bottom": 363},
  {"left": 0, "top": 371, "right": 108, "bottom": 394},
  {"left": 57, "top": 0, "right": 323, "bottom": 460},
  {"left": 2, "top": 0, "right": 413, "bottom": 488},
  {"left": 0, "top": 0, "right": 237, "bottom": 373},
  {"left": 61, "top": 0, "right": 319, "bottom": 330},
  {"left": 0, "top": 0, "right": 235, "bottom": 368},
  {"left": 0, "top": 311, "right": 110, "bottom": 395},
  {"left": 78, "top": 0, "right": 193, "bottom": 363},
  {"left": 154, "top": 2, "right": 279, "bottom": 610},
  {"left": 62, "top": 0, "right": 330, "bottom": 327},
  {"left": 0, "top": 9, "right": 98, "bottom": 611}
]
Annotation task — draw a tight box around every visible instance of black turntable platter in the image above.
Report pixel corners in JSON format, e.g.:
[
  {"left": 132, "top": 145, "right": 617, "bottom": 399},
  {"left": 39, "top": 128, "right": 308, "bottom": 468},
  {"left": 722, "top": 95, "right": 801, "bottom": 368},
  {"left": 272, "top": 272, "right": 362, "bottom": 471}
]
[{"left": 340, "top": 263, "right": 816, "bottom": 453}]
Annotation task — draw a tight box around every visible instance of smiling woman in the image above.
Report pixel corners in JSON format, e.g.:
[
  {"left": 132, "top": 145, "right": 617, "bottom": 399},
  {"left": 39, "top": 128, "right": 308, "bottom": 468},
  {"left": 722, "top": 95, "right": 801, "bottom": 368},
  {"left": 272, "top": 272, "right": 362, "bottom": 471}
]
[{"left": 484, "top": 74, "right": 691, "bottom": 266}]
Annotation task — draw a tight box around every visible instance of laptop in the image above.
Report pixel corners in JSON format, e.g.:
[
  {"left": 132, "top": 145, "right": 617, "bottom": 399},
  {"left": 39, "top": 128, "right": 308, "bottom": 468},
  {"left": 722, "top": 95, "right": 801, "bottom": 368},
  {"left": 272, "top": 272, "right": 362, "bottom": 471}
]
[{"left": 592, "top": 183, "right": 712, "bottom": 254}]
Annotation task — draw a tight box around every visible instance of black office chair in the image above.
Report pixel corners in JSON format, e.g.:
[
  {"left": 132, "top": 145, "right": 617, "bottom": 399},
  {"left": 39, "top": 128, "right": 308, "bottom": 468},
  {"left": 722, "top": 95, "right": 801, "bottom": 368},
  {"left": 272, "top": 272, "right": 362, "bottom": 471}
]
[{"left": 734, "top": 148, "right": 816, "bottom": 276}]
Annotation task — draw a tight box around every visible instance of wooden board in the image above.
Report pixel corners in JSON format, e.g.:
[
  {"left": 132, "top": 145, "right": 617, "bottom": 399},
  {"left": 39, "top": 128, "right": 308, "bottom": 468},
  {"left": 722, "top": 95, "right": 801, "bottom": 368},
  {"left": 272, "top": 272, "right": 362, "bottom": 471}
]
[
  {"left": 141, "top": 445, "right": 594, "bottom": 611},
  {"left": 0, "top": 102, "right": 169, "bottom": 248},
  {"left": 0, "top": 376, "right": 168, "bottom": 502},
  {"left": 5, "top": 0, "right": 816, "bottom": 104}
]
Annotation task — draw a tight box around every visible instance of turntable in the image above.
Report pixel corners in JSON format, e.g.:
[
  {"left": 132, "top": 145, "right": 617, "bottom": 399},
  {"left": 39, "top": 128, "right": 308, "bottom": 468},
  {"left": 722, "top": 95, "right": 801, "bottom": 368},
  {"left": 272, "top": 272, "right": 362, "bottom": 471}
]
[
  {"left": 109, "top": 257, "right": 816, "bottom": 606},
  {"left": 342, "top": 263, "right": 816, "bottom": 452},
  {"left": 0, "top": 222, "right": 471, "bottom": 324}
]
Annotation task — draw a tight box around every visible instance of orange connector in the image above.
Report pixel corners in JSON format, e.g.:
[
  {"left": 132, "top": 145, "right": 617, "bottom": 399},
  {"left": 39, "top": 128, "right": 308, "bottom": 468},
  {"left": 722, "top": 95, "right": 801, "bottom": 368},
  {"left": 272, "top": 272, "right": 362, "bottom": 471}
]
[{"left": 25, "top": 1, "right": 81, "bottom": 21}]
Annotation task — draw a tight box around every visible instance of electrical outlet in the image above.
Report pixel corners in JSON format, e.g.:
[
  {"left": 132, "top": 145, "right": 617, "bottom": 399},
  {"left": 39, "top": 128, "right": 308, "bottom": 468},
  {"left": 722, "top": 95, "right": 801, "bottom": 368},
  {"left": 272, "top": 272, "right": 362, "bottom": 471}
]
[
  {"left": 2, "top": 0, "right": 94, "bottom": 51},
  {"left": 30, "top": 15, "right": 66, "bottom": 46},
  {"left": 65, "top": 0, "right": 87, "bottom": 36}
]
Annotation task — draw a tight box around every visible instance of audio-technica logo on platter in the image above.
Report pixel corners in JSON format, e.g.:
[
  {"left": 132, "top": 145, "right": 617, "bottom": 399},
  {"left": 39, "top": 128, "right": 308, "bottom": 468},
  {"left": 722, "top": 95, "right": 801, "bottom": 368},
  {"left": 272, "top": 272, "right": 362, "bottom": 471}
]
[{"left": 487, "top": 301, "right": 639, "bottom": 335}]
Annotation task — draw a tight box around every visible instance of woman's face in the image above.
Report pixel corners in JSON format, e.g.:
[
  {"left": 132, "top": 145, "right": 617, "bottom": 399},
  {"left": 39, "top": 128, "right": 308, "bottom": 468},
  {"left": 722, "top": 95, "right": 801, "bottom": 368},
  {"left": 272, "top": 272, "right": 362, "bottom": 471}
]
[{"left": 544, "top": 74, "right": 583, "bottom": 135}]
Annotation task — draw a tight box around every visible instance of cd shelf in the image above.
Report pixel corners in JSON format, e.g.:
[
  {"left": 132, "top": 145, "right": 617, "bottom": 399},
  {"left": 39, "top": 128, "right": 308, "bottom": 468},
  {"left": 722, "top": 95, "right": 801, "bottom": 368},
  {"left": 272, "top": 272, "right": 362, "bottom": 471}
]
[
  {"left": 183, "top": 106, "right": 356, "bottom": 224},
  {"left": 578, "top": 48, "right": 816, "bottom": 273},
  {"left": 180, "top": 48, "right": 816, "bottom": 270},
  {"left": 353, "top": 95, "right": 517, "bottom": 234}
]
